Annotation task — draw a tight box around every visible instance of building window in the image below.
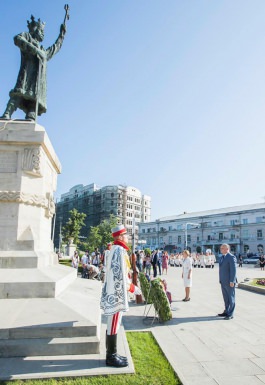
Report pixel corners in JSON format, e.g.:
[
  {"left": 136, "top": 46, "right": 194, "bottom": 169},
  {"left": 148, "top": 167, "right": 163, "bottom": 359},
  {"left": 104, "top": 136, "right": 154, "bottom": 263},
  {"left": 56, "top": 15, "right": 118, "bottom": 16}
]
[
  {"left": 169, "top": 236, "right": 172, "bottom": 244},
  {"left": 219, "top": 233, "right": 223, "bottom": 240},
  {"left": 230, "top": 220, "right": 237, "bottom": 226},
  {"left": 169, "top": 226, "right": 172, "bottom": 231},
  {"left": 152, "top": 237, "right": 156, "bottom": 245},
  {"left": 244, "top": 244, "right": 249, "bottom": 253},
  {"left": 242, "top": 229, "right": 249, "bottom": 239},
  {"left": 187, "top": 235, "right": 191, "bottom": 242},
  {"left": 142, "top": 229, "right": 145, "bottom": 233},
  {"left": 178, "top": 235, "right": 181, "bottom": 244},
  {"left": 207, "top": 235, "right": 211, "bottom": 241},
  {"left": 197, "top": 236, "right": 200, "bottom": 242},
  {"left": 231, "top": 233, "right": 235, "bottom": 240},
  {"left": 257, "top": 229, "right": 263, "bottom": 239},
  {"left": 242, "top": 218, "right": 248, "bottom": 225},
  {"left": 256, "top": 217, "right": 263, "bottom": 223}
]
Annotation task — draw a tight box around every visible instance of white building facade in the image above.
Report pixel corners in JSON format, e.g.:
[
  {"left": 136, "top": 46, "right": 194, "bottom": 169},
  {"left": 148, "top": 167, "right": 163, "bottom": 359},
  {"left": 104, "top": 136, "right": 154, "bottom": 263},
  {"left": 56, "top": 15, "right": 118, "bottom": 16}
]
[{"left": 138, "top": 203, "right": 265, "bottom": 255}]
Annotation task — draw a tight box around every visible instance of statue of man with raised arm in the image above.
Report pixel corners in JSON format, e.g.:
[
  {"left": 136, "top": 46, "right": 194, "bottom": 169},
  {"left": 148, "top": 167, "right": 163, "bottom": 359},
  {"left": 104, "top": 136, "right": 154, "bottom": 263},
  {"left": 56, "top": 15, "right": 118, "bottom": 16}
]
[{"left": 1, "top": 12, "right": 67, "bottom": 121}]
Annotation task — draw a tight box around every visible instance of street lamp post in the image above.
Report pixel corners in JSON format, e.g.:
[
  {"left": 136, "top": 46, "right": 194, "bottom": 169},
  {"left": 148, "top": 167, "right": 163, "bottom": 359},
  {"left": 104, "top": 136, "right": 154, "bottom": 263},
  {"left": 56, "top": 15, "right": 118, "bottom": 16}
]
[
  {"left": 184, "top": 222, "right": 200, "bottom": 250},
  {"left": 156, "top": 219, "right": 160, "bottom": 250}
]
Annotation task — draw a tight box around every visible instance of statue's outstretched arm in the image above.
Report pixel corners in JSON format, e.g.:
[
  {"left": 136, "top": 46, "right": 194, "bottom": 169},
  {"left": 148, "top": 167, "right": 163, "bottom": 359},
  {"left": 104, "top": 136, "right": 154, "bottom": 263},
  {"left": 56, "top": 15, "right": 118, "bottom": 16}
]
[{"left": 46, "top": 24, "right": 66, "bottom": 61}]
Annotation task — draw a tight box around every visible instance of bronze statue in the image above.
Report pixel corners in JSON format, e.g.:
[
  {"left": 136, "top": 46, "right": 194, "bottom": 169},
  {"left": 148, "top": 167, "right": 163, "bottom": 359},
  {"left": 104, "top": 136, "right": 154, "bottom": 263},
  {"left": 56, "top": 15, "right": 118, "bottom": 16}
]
[{"left": 1, "top": 5, "right": 69, "bottom": 121}]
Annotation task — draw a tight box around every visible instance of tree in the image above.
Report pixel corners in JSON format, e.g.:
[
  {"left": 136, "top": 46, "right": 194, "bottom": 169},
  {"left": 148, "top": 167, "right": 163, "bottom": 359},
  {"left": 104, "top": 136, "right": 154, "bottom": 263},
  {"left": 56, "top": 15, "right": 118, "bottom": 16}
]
[
  {"left": 144, "top": 248, "right": 151, "bottom": 256},
  {"left": 62, "top": 209, "right": 86, "bottom": 244},
  {"left": 88, "top": 214, "right": 119, "bottom": 250}
]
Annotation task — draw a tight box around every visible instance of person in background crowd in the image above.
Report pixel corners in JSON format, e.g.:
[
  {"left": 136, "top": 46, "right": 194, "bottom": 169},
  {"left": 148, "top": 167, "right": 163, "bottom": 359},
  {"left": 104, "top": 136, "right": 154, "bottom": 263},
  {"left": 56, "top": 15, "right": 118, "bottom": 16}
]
[
  {"left": 151, "top": 250, "right": 158, "bottom": 277},
  {"left": 162, "top": 251, "right": 169, "bottom": 275},
  {"left": 218, "top": 243, "right": 237, "bottom": 320},
  {"left": 193, "top": 253, "right": 198, "bottom": 268},
  {"left": 81, "top": 250, "right": 89, "bottom": 278},
  {"left": 142, "top": 251, "right": 146, "bottom": 271},
  {"left": 157, "top": 249, "right": 162, "bottom": 275},
  {"left": 71, "top": 250, "right": 79, "bottom": 270},
  {"left": 136, "top": 250, "right": 144, "bottom": 272},
  {"left": 211, "top": 252, "right": 216, "bottom": 268},
  {"left": 103, "top": 242, "right": 112, "bottom": 268},
  {"left": 175, "top": 254, "right": 180, "bottom": 267},
  {"left": 169, "top": 254, "right": 175, "bottom": 267},
  {"left": 162, "top": 279, "right": 172, "bottom": 304},
  {"left": 238, "top": 254, "right": 243, "bottom": 268},
  {"left": 100, "top": 225, "right": 141, "bottom": 368},
  {"left": 199, "top": 252, "right": 206, "bottom": 268},
  {"left": 182, "top": 250, "right": 192, "bottom": 302},
  {"left": 86, "top": 264, "right": 99, "bottom": 280},
  {"left": 259, "top": 254, "right": 265, "bottom": 271},
  {"left": 145, "top": 253, "right": 152, "bottom": 275}
]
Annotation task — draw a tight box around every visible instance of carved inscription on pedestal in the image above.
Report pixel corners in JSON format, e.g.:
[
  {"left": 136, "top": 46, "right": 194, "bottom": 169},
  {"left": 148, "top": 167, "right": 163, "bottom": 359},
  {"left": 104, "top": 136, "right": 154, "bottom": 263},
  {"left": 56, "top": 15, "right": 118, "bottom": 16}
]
[{"left": 0, "top": 152, "right": 18, "bottom": 173}]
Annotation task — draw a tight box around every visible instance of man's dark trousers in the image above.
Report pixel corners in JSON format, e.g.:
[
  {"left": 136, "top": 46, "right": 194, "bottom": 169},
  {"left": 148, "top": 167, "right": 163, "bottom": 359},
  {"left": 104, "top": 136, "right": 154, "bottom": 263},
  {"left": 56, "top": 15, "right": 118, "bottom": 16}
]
[{"left": 221, "top": 284, "right": 235, "bottom": 317}]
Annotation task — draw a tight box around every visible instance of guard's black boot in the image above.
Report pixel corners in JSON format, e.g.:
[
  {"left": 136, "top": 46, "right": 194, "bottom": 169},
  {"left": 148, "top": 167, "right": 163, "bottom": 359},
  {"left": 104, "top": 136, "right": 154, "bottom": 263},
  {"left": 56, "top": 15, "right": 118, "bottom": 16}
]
[
  {"left": 106, "top": 332, "right": 128, "bottom": 365},
  {"left": 106, "top": 334, "right": 128, "bottom": 367}
]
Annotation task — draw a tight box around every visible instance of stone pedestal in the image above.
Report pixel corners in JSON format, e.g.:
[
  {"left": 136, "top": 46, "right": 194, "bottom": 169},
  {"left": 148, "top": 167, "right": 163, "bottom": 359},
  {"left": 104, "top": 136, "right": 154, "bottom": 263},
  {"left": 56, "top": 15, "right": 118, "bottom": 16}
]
[
  {"left": 0, "top": 121, "right": 59, "bottom": 259},
  {"left": 66, "top": 242, "right": 76, "bottom": 258},
  {"left": 0, "top": 120, "right": 100, "bottom": 358}
]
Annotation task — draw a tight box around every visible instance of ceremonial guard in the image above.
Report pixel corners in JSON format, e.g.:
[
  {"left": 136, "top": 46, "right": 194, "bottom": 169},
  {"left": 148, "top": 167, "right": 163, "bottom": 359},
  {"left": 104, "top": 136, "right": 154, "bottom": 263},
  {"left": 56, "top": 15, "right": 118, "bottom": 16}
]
[{"left": 100, "top": 225, "right": 141, "bottom": 367}]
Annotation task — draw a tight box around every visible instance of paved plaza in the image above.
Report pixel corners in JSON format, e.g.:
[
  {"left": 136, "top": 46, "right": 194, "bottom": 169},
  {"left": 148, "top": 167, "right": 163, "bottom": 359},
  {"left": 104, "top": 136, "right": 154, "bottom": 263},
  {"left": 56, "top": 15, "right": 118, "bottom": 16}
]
[
  {"left": 123, "top": 264, "right": 265, "bottom": 385},
  {"left": 0, "top": 264, "right": 264, "bottom": 384}
]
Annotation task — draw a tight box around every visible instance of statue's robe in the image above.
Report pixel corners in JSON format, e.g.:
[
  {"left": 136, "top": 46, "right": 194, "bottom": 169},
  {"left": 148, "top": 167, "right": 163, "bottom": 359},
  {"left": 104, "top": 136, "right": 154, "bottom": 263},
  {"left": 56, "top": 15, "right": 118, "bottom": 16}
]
[{"left": 9, "top": 31, "right": 64, "bottom": 116}]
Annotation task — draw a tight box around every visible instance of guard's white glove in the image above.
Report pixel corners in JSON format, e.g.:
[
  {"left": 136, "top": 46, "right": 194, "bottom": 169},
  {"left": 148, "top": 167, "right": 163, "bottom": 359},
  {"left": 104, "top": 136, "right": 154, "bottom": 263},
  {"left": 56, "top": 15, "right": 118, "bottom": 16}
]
[{"left": 134, "top": 286, "right": 142, "bottom": 295}]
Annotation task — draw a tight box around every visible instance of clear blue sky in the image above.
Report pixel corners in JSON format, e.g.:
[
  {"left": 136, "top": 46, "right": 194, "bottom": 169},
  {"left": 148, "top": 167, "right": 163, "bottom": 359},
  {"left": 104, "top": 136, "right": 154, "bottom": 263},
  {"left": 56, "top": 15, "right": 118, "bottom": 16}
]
[{"left": 1, "top": 1, "right": 265, "bottom": 219}]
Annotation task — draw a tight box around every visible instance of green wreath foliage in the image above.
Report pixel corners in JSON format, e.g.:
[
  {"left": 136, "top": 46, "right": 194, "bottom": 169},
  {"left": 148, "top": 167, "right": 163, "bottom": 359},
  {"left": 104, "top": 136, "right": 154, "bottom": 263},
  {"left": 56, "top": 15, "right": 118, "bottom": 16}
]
[
  {"left": 139, "top": 272, "right": 153, "bottom": 304},
  {"left": 151, "top": 278, "right": 172, "bottom": 322},
  {"left": 139, "top": 273, "right": 172, "bottom": 322}
]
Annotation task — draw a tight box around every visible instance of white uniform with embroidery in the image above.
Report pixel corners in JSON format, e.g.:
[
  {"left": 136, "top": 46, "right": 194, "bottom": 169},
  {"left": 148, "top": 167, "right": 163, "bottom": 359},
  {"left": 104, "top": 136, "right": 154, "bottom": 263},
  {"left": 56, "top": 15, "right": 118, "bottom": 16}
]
[{"left": 100, "top": 244, "right": 131, "bottom": 316}]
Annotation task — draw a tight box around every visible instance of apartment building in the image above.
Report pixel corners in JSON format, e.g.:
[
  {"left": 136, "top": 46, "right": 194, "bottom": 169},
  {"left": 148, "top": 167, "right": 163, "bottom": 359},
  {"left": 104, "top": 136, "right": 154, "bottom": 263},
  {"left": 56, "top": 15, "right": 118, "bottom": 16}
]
[{"left": 54, "top": 183, "right": 151, "bottom": 248}]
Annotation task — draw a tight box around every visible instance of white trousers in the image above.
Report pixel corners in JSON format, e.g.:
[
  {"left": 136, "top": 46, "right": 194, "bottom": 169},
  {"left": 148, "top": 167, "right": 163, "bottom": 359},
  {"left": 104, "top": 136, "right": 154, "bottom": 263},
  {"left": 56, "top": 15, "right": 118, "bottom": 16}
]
[{"left": 106, "top": 312, "right": 123, "bottom": 335}]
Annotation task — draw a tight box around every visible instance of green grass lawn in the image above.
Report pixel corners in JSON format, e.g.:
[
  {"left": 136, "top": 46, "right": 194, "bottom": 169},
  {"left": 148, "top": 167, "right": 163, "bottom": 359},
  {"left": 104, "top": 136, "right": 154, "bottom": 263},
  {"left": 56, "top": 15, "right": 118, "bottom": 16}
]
[{"left": 0, "top": 332, "right": 181, "bottom": 385}]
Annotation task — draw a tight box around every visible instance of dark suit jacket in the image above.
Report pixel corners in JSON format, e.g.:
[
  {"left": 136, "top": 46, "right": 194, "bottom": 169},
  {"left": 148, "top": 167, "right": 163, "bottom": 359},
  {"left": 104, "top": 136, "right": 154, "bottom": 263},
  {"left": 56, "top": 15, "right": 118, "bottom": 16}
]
[
  {"left": 151, "top": 253, "right": 158, "bottom": 266},
  {"left": 219, "top": 252, "right": 237, "bottom": 285}
]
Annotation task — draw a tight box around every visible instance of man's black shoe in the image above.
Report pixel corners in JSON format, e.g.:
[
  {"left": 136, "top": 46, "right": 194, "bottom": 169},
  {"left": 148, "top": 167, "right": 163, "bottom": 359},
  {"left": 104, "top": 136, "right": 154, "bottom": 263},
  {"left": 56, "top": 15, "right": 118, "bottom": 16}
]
[
  {"left": 217, "top": 312, "right": 227, "bottom": 317},
  {"left": 224, "top": 316, "right": 233, "bottom": 320},
  {"left": 106, "top": 353, "right": 128, "bottom": 367}
]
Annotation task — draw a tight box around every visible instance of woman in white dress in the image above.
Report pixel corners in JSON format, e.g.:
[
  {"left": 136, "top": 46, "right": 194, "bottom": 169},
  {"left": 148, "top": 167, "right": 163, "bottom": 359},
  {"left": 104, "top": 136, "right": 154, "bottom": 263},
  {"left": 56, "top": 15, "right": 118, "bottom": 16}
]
[{"left": 182, "top": 250, "right": 192, "bottom": 302}]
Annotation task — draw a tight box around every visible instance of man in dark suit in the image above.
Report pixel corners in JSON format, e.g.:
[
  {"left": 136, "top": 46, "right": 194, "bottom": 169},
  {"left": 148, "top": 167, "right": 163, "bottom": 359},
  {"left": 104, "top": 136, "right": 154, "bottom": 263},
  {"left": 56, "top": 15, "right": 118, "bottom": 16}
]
[
  {"left": 218, "top": 244, "right": 237, "bottom": 320},
  {"left": 151, "top": 250, "right": 158, "bottom": 277}
]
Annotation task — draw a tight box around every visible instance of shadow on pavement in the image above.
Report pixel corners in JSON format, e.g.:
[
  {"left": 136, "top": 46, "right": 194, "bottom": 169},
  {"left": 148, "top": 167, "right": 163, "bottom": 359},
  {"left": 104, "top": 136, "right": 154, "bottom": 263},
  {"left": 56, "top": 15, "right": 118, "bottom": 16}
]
[{"left": 123, "top": 314, "right": 223, "bottom": 330}]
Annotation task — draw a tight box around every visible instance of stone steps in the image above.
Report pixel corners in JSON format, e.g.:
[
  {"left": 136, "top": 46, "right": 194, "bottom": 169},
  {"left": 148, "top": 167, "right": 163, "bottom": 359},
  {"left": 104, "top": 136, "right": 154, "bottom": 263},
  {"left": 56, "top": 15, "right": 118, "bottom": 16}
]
[
  {"left": 0, "top": 336, "right": 100, "bottom": 357},
  {"left": 0, "top": 277, "right": 102, "bottom": 358},
  {"left": 0, "top": 254, "right": 38, "bottom": 269},
  {"left": 1, "top": 324, "right": 97, "bottom": 339},
  {"left": 0, "top": 264, "right": 77, "bottom": 299}
]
